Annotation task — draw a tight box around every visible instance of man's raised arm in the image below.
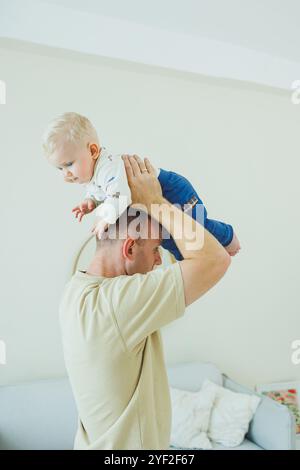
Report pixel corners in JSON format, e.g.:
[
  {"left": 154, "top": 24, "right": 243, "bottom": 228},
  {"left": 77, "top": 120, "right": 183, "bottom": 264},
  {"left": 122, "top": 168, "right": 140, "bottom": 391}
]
[{"left": 122, "top": 155, "right": 231, "bottom": 307}]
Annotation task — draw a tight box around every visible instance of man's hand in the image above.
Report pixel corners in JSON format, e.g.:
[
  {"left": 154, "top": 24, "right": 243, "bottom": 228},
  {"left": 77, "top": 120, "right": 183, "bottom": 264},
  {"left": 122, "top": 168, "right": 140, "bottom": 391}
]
[
  {"left": 225, "top": 232, "right": 241, "bottom": 257},
  {"left": 72, "top": 198, "right": 96, "bottom": 222},
  {"left": 121, "top": 154, "right": 163, "bottom": 211}
]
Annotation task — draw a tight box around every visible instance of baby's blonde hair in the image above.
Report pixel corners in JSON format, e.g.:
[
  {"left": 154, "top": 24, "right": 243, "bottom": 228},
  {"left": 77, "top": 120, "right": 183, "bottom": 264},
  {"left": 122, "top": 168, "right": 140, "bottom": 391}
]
[{"left": 42, "top": 112, "right": 99, "bottom": 158}]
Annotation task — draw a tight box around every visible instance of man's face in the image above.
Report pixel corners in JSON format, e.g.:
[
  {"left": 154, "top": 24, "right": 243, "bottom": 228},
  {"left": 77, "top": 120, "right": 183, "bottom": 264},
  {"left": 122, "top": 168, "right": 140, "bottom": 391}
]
[{"left": 124, "top": 236, "right": 163, "bottom": 276}]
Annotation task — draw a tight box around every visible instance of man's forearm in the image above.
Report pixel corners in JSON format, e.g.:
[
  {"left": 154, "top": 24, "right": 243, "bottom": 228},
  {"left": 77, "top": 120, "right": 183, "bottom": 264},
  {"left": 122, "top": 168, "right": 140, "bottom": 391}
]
[{"left": 150, "top": 198, "right": 229, "bottom": 261}]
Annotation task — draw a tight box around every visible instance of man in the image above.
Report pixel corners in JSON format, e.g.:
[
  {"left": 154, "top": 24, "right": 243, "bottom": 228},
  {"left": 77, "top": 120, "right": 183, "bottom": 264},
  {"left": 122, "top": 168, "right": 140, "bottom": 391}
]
[{"left": 59, "top": 155, "right": 231, "bottom": 450}]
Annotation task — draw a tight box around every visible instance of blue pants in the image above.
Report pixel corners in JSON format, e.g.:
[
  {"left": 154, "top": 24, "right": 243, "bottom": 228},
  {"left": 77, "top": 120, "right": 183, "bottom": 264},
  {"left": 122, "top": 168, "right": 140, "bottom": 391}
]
[{"left": 157, "top": 169, "right": 233, "bottom": 261}]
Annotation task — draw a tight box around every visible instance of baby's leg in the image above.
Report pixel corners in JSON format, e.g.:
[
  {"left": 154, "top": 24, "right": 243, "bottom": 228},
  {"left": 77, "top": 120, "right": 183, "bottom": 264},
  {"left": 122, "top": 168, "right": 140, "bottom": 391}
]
[
  {"left": 161, "top": 237, "right": 184, "bottom": 262},
  {"left": 158, "top": 169, "right": 234, "bottom": 257}
]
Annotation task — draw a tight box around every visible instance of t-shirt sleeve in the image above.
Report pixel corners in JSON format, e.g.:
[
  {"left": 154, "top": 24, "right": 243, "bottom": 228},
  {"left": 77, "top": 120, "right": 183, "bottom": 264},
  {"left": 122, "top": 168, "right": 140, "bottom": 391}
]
[{"left": 109, "top": 262, "right": 186, "bottom": 352}]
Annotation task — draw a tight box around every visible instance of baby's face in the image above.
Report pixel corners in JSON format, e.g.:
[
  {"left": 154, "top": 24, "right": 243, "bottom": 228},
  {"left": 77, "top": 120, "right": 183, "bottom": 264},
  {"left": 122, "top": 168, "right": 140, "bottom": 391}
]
[{"left": 49, "top": 140, "right": 98, "bottom": 184}]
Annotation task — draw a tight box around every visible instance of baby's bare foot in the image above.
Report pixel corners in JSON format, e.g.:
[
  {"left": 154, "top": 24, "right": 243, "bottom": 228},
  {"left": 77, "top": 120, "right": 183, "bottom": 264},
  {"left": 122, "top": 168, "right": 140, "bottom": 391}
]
[{"left": 225, "top": 233, "right": 241, "bottom": 256}]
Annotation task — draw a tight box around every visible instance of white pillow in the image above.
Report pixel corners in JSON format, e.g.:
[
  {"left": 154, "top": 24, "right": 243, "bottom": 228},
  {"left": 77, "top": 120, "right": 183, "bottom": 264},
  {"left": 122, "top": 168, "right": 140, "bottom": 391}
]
[
  {"left": 170, "top": 386, "right": 216, "bottom": 450},
  {"left": 202, "top": 379, "right": 261, "bottom": 447}
]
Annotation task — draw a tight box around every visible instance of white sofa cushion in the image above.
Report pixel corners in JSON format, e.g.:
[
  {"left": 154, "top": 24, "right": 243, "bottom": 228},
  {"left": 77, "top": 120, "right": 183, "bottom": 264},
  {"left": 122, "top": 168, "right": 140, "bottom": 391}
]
[
  {"left": 170, "top": 438, "right": 263, "bottom": 451},
  {"left": 211, "top": 438, "right": 263, "bottom": 450},
  {"left": 202, "top": 379, "right": 261, "bottom": 447},
  {"left": 170, "top": 386, "right": 216, "bottom": 450}
]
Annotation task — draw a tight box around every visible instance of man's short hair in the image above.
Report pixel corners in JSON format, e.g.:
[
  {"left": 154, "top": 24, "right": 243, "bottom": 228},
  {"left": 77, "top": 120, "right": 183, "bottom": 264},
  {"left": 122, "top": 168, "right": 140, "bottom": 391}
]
[{"left": 96, "top": 207, "right": 162, "bottom": 248}]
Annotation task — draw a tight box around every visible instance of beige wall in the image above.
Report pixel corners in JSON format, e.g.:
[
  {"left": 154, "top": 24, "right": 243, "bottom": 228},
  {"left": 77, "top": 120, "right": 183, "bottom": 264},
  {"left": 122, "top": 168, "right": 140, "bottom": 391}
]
[{"left": 0, "top": 39, "right": 299, "bottom": 388}]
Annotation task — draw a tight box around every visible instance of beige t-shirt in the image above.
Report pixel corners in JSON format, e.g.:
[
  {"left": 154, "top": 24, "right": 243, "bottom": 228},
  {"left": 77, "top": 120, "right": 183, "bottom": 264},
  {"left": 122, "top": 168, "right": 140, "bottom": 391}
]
[{"left": 59, "top": 262, "right": 186, "bottom": 450}]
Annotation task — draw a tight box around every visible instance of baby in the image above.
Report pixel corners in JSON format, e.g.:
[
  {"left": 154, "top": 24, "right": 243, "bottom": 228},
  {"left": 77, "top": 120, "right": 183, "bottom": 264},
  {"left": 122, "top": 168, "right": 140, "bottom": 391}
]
[{"left": 42, "top": 112, "right": 241, "bottom": 260}]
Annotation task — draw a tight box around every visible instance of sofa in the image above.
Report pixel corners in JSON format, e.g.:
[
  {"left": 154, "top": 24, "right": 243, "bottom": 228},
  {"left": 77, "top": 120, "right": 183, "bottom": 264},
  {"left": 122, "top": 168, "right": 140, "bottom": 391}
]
[{"left": 0, "top": 361, "right": 296, "bottom": 450}]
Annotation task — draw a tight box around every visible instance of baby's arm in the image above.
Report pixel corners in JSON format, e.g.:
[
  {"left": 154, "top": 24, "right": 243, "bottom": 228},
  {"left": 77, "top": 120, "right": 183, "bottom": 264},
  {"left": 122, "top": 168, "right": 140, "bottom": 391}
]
[{"left": 72, "top": 198, "right": 97, "bottom": 222}]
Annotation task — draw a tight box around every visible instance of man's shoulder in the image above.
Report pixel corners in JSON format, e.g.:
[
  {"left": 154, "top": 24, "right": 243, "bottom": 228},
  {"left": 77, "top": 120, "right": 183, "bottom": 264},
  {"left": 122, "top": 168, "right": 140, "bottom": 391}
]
[
  {"left": 59, "top": 265, "right": 183, "bottom": 305},
  {"left": 58, "top": 272, "right": 105, "bottom": 323},
  {"left": 59, "top": 272, "right": 102, "bottom": 303},
  {"left": 107, "top": 263, "right": 182, "bottom": 297}
]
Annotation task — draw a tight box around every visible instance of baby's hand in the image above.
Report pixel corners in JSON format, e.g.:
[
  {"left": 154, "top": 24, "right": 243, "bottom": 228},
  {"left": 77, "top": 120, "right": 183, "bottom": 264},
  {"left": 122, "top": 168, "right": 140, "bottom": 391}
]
[
  {"left": 225, "top": 232, "right": 241, "bottom": 257},
  {"left": 72, "top": 198, "right": 96, "bottom": 222},
  {"left": 91, "top": 218, "right": 110, "bottom": 240}
]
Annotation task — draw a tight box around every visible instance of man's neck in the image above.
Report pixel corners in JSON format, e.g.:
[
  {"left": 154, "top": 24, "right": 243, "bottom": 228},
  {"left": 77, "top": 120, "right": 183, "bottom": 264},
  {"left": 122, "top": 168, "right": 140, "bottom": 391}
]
[{"left": 86, "top": 255, "right": 125, "bottom": 278}]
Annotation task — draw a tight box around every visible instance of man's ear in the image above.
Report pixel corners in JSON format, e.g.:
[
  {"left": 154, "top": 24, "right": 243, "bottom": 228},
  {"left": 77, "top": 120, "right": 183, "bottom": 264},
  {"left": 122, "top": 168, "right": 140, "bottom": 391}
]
[{"left": 122, "top": 238, "right": 135, "bottom": 260}]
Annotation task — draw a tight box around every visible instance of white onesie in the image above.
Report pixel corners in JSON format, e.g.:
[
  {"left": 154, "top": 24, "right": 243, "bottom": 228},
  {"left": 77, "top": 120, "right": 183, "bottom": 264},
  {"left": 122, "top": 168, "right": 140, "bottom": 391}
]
[{"left": 85, "top": 147, "right": 160, "bottom": 224}]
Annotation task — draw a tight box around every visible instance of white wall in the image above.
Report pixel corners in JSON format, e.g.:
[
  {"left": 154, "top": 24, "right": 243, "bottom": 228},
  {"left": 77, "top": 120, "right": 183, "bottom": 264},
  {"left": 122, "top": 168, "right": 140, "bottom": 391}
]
[
  {"left": 2, "top": 0, "right": 300, "bottom": 91},
  {"left": 0, "top": 39, "right": 299, "bottom": 388}
]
